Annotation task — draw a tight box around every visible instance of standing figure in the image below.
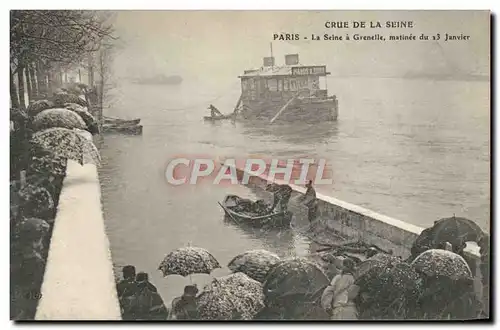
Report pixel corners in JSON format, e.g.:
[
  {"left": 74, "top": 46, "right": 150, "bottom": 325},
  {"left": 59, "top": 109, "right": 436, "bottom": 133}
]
[
  {"left": 321, "top": 258, "right": 359, "bottom": 320},
  {"left": 300, "top": 180, "right": 318, "bottom": 222}
]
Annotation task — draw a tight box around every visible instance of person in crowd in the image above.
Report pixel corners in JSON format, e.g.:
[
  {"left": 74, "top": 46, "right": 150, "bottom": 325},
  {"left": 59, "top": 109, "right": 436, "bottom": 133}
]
[
  {"left": 116, "top": 265, "right": 137, "bottom": 299},
  {"left": 136, "top": 272, "right": 158, "bottom": 293},
  {"left": 321, "top": 258, "right": 359, "bottom": 320},
  {"left": 122, "top": 272, "right": 167, "bottom": 320},
  {"left": 169, "top": 285, "right": 200, "bottom": 320}
]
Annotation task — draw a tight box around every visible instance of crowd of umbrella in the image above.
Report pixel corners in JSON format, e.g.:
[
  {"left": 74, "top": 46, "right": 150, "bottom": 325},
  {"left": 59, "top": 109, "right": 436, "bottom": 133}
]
[
  {"left": 10, "top": 86, "right": 101, "bottom": 320},
  {"left": 154, "top": 231, "right": 487, "bottom": 321}
]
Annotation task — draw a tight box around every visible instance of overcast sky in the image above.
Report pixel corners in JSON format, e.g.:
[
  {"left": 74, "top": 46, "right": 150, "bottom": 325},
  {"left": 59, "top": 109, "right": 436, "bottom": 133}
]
[{"left": 111, "top": 11, "right": 490, "bottom": 81}]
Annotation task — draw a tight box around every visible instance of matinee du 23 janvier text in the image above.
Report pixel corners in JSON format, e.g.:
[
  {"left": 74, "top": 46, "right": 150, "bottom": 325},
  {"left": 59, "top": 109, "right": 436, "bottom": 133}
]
[{"left": 273, "top": 20, "right": 471, "bottom": 42}]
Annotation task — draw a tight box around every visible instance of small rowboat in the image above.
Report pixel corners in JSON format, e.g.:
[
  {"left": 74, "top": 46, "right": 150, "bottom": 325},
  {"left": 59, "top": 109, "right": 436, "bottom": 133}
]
[
  {"left": 102, "top": 124, "right": 143, "bottom": 135},
  {"left": 218, "top": 195, "right": 292, "bottom": 228},
  {"left": 104, "top": 117, "right": 141, "bottom": 126},
  {"left": 203, "top": 114, "right": 234, "bottom": 122}
]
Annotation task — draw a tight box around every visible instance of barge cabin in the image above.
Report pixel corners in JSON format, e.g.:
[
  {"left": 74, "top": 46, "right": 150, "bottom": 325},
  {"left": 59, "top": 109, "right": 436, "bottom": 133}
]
[{"left": 235, "top": 54, "right": 339, "bottom": 123}]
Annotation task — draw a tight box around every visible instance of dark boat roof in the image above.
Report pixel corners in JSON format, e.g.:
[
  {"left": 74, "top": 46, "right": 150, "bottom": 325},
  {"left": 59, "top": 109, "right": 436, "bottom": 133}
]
[{"left": 238, "top": 65, "right": 330, "bottom": 78}]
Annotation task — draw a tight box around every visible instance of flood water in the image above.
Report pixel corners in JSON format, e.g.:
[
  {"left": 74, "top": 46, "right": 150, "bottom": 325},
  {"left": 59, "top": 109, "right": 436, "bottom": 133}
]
[{"left": 98, "top": 77, "right": 490, "bottom": 303}]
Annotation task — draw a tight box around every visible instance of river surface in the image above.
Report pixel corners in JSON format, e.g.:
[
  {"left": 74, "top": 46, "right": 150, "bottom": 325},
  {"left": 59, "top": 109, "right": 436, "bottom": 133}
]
[{"left": 98, "top": 77, "right": 490, "bottom": 303}]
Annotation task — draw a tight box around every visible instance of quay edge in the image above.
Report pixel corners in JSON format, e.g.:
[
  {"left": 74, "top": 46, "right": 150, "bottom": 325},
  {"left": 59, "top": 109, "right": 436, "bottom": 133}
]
[{"left": 35, "top": 160, "right": 121, "bottom": 320}]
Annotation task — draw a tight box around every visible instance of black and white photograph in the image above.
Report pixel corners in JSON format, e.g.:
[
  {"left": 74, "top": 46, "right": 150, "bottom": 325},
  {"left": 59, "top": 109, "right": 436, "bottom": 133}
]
[{"left": 8, "top": 9, "right": 491, "bottom": 321}]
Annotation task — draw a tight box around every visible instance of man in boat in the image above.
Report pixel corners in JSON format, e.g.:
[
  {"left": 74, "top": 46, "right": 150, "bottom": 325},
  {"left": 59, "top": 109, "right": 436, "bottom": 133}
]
[
  {"left": 270, "top": 184, "right": 293, "bottom": 213},
  {"left": 208, "top": 104, "right": 224, "bottom": 118}
]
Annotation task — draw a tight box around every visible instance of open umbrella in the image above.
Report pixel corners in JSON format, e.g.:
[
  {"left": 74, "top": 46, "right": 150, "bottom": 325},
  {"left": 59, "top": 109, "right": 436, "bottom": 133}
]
[
  {"left": 52, "top": 91, "right": 88, "bottom": 107},
  {"left": 28, "top": 145, "right": 68, "bottom": 178},
  {"left": 30, "top": 127, "right": 101, "bottom": 166},
  {"left": 32, "top": 108, "right": 87, "bottom": 132},
  {"left": 355, "top": 254, "right": 401, "bottom": 279},
  {"left": 26, "top": 100, "right": 55, "bottom": 117},
  {"left": 228, "top": 249, "right": 281, "bottom": 283},
  {"left": 158, "top": 246, "right": 221, "bottom": 277},
  {"left": 355, "top": 260, "right": 423, "bottom": 320},
  {"left": 63, "top": 103, "right": 99, "bottom": 135},
  {"left": 262, "top": 257, "right": 329, "bottom": 304},
  {"left": 430, "top": 216, "right": 485, "bottom": 249},
  {"left": 197, "top": 272, "right": 265, "bottom": 320},
  {"left": 411, "top": 249, "right": 472, "bottom": 281}
]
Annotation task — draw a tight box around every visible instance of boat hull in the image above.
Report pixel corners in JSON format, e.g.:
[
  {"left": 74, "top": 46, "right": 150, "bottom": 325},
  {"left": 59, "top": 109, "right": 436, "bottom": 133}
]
[
  {"left": 104, "top": 117, "right": 141, "bottom": 125},
  {"left": 219, "top": 196, "right": 292, "bottom": 228},
  {"left": 238, "top": 98, "right": 338, "bottom": 123},
  {"left": 102, "top": 124, "right": 143, "bottom": 135}
]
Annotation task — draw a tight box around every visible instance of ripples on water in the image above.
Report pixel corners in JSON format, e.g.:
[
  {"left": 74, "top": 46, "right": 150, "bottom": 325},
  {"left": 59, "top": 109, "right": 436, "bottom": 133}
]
[{"left": 98, "top": 77, "right": 489, "bottom": 302}]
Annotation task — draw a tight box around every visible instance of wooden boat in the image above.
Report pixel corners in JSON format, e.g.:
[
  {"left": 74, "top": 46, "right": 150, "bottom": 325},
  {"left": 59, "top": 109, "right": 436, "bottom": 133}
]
[
  {"left": 103, "top": 117, "right": 141, "bottom": 126},
  {"left": 203, "top": 114, "right": 234, "bottom": 122},
  {"left": 219, "top": 195, "right": 292, "bottom": 228},
  {"left": 102, "top": 124, "right": 143, "bottom": 135}
]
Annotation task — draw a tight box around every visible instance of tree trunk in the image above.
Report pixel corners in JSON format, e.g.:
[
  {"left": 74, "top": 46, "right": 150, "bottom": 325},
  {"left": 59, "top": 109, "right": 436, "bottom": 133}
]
[
  {"left": 78, "top": 68, "right": 82, "bottom": 83},
  {"left": 10, "top": 67, "right": 20, "bottom": 109},
  {"left": 25, "top": 67, "right": 32, "bottom": 104},
  {"left": 47, "top": 71, "right": 53, "bottom": 94},
  {"left": 28, "top": 63, "right": 37, "bottom": 99},
  {"left": 17, "top": 63, "right": 26, "bottom": 110},
  {"left": 89, "top": 65, "right": 94, "bottom": 87},
  {"left": 35, "top": 61, "right": 47, "bottom": 97}
]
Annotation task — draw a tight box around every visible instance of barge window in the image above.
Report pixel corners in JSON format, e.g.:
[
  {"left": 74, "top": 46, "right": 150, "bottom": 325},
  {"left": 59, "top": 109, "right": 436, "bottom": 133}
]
[
  {"left": 289, "top": 79, "right": 297, "bottom": 91},
  {"left": 267, "top": 78, "right": 278, "bottom": 91},
  {"left": 284, "top": 79, "right": 290, "bottom": 91},
  {"left": 277, "top": 79, "right": 283, "bottom": 91}
]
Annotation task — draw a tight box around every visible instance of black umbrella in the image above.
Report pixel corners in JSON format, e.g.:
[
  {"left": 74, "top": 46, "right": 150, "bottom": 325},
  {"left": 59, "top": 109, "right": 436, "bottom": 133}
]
[
  {"left": 430, "top": 216, "right": 485, "bottom": 249},
  {"left": 227, "top": 249, "right": 281, "bottom": 283},
  {"left": 262, "top": 258, "right": 329, "bottom": 305}
]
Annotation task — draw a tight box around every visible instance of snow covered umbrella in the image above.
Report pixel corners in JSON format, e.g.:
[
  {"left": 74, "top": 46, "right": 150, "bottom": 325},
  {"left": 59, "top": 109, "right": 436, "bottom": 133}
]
[
  {"left": 28, "top": 146, "right": 68, "bottom": 178},
  {"left": 30, "top": 127, "right": 101, "bottom": 166},
  {"left": 52, "top": 91, "right": 88, "bottom": 107},
  {"left": 63, "top": 103, "right": 99, "bottom": 135},
  {"left": 262, "top": 257, "right": 330, "bottom": 305},
  {"left": 355, "top": 254, "right": 401, "bottom": 279},
  {"left": 227, "top": 249, "right": 281, "bottom": 283},
  {"left": 197, "top": 272, "right": 265, "bottom": 320},
  {"left": 158, "top": 246, "right": 221, "bottom": 277},
  {"left": 411, "top": 249, "right": 472, "bottom": 281},
  {"left": 355, "top": 259, "right": 423, "bottom": 320},
  {"left": 32, "top": 108, "right": 87, "bottom": 132},
  {"left": 26, "top": 100, "right": 55, "bottom": 117}
]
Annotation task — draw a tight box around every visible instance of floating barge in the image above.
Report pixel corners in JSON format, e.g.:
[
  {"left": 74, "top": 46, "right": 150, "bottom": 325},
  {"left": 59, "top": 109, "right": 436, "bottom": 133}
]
[{"left": 233, "top": 53, "right": 339, "bottom": 123}]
